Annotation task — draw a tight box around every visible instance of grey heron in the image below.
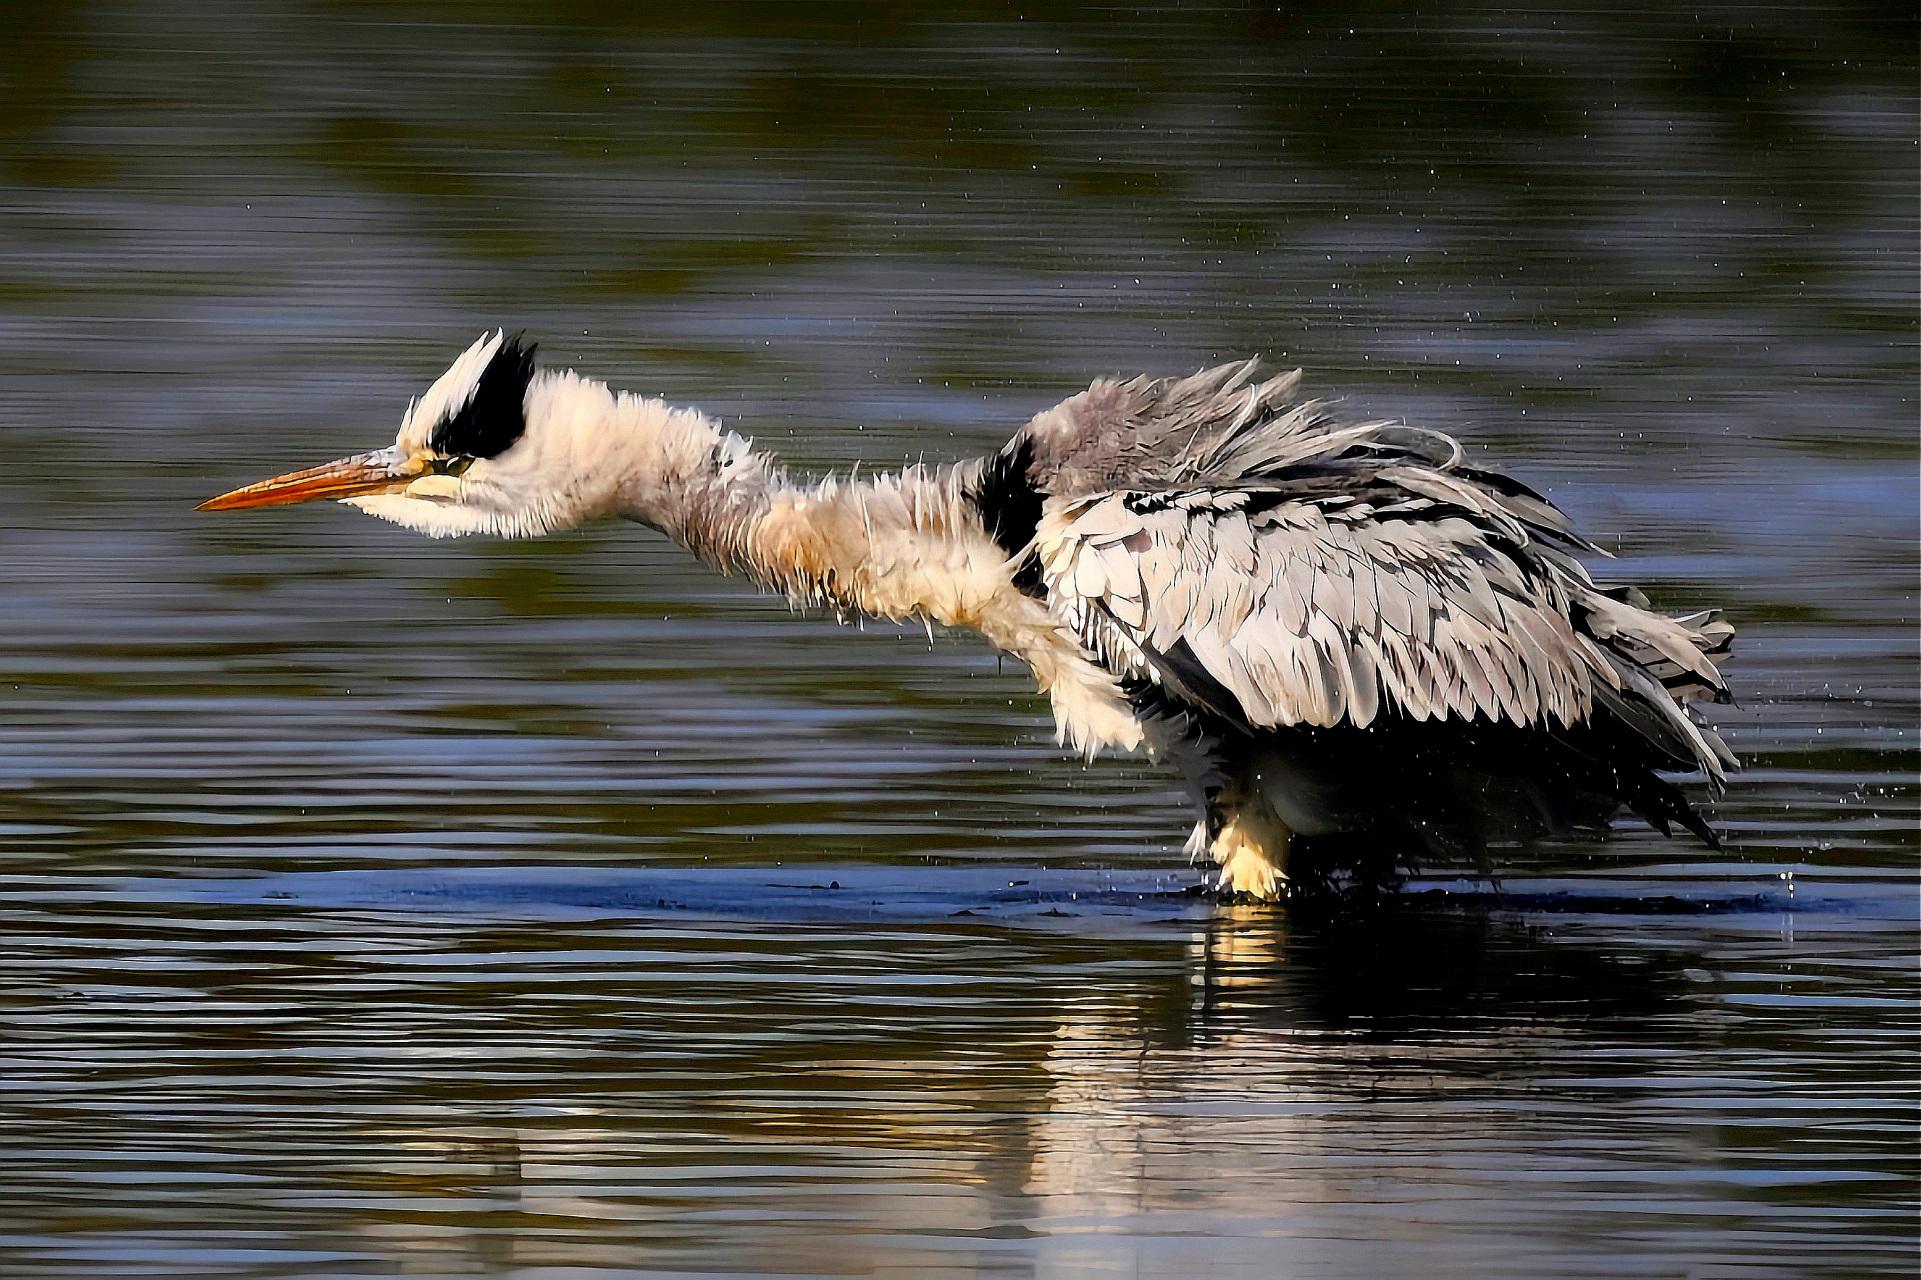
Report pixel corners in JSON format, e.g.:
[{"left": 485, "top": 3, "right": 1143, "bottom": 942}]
[{"left": 201, "top": 332, "right": 1735, "bottom": 898}]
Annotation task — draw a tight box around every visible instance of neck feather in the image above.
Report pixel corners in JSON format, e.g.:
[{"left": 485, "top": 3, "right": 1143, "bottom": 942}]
[
  {"left": 611, "top": 397, "right": 1005, "bottom": 628},
  {"left": 604, "top": 386, "right": 1145, "bottom": 758},
  {"left": 745, "top": 462, "right": 1004, "bottom": 627},
  {"left": 612, "top": 395, "right": 785, "bottom": 575}
]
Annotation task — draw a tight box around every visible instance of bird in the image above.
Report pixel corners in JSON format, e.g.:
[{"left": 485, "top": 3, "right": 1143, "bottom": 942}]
[{"left": 200, "top": 330, "right": 1736, "bottom": 899}]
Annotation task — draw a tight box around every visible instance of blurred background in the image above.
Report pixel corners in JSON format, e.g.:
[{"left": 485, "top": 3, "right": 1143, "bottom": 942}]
[{"left": 0, "top": 3, "right": 1914, "bottom": 1277}]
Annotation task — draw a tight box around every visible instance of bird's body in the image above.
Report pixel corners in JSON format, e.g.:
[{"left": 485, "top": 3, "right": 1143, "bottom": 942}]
[{"left": 203, "top": 333, "right": 1735, "bottom": 898}]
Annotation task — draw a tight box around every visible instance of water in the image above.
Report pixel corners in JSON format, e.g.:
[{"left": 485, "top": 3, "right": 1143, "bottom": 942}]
[{"left": 0, "top": 4, "right": 1915, "bottom": 1276}]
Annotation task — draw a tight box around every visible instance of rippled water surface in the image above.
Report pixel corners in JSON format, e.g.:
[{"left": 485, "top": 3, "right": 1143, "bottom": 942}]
[{"left": 1, "top": 4, "right": 1915, "bottom": 1276}]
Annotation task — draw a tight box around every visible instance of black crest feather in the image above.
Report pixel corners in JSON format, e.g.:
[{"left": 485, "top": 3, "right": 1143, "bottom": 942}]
[{"left": 430, "top": 334, "right": 537, "bottom": 459}]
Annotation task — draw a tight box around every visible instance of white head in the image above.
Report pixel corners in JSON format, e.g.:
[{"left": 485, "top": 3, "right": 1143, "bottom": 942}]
[{"left": 200, "top": 331, "right": 663, "bottom": 538}]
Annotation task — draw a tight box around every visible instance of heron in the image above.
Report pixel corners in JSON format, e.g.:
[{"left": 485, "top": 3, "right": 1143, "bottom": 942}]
[{"left": 200, "top": 331, "right": 1735, "bottom": 898}]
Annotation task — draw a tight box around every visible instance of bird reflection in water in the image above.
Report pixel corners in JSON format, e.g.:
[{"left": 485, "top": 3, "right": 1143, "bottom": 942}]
[{"left": 308, "top": 904, "right": 1696, "bottom": 1275}]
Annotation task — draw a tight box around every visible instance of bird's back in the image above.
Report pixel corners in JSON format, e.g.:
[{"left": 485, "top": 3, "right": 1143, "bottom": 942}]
[{"left": 968, "top": 359, "right": 1735, "bottom": 861}]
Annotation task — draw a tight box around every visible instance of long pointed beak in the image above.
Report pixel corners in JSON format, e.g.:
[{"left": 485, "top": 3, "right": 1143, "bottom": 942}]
[{"left": 197, "top": 451, "right": 419, "bottom": 511}]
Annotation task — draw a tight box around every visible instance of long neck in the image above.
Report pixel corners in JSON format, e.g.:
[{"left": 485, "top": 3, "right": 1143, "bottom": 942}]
[
  {"left": 747, "top": 461, "right": 1006, "bottom": 627},
  {"left": 613, "top": 399, "right": 787, "bottom": 577},
  {"left": 613, "top": 393, "right": 1005, "bottom": 629},
  {"left": 604, "top": 387, "right": 1148, "bottom": 757}
]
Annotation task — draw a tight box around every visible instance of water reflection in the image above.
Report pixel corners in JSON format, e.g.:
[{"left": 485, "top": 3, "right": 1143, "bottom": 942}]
[{"left": 3, "top": 872, "right": 1912, "bottom": 1276}]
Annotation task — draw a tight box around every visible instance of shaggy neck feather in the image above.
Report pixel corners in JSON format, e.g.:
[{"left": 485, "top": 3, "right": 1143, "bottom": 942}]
[{"left": 609, "top": 389, "right": 998, "bottom": 628}]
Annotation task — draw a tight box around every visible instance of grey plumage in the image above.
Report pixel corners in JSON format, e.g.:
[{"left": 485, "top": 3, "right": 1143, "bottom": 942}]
[{"left": 983, "top": 359, "right": 1735, "bottom": 891}]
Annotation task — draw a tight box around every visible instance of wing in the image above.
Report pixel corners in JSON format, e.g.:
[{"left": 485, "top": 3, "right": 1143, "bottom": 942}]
[{"left": 981, "top": 360, "right": 1735, "bottom": 786}]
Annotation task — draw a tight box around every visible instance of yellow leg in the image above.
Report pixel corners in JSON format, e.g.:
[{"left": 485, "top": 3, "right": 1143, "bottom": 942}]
[{"left": 1209, "top": 797, "right": 1292, "bottom": 900}]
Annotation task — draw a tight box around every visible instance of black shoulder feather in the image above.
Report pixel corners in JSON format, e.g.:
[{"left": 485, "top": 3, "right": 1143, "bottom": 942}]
[
  {"left": 968, "top": 435, "right": 1047, "bottom": 597},
  {"left": 969, "top": 435, "right": 1043, "bottom": 560}
]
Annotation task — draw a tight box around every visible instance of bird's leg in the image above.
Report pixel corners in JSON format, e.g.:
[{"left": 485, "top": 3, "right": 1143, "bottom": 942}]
[
  {"left": 1206, "top": 779, "right": 1292, "bottom": 901},
  {"left": 1142, "top": 709, "right": 1289, "bottom": 899}
]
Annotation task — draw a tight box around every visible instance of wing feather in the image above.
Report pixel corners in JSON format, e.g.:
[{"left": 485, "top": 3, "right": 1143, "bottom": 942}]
[
  {"left": 1004, "top": 359, "right": 1734, "bottom": 785},
  {"left": 1047, "top": 489, "right": 1628, "bottom": 735}
]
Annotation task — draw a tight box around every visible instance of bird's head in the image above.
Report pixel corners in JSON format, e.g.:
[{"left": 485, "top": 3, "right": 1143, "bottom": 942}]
[{"left": 199, "top": 331, "right": 634, "bottom": 538}]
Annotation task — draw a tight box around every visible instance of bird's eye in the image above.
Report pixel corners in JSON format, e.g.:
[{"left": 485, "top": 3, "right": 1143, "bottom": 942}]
[{"left": 428, "top": 455, "right": 476, "bottom": 477}]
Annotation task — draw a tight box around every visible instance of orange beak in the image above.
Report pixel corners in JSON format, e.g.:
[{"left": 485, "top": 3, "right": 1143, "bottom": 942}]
[{"left": 197, "top": 451, "right": 420, "bottom": 511}]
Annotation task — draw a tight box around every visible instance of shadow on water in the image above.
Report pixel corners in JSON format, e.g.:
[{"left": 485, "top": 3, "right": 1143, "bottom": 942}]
[{"left": 1189, "top": 900, "right": 1689, "bottom": 1032}]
